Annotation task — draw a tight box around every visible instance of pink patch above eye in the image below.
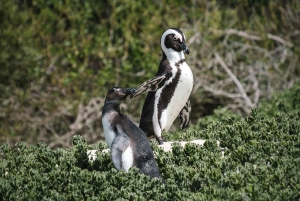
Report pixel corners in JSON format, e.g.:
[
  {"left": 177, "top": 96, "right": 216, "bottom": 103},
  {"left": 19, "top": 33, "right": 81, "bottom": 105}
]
[{"left": 173, "top": 34, "right": 183, "bottom": 42}]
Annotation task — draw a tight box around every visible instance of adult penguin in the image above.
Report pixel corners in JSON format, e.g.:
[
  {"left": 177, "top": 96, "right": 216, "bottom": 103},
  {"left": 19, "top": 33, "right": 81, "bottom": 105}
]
[
  {"left": 102, "top": 87, "right": 163, "bottom": 181},
  {"left": 132, "top": 28, "right": 193, "bottom": 145}
]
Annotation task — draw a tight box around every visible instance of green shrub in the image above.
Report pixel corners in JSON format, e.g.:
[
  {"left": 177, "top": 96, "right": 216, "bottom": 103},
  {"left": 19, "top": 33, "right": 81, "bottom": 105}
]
[
  {"left": 1, "top": 109, "right": 299, "bottom": 200},
  {"left": 195, "top": 107, "right": 242, "bottom": 130},
  {"left": 182, "top": 79, "right": 300, "bottom": 138},
  {"left": 258, "top": 80, "right": 300, "bottom": 116}
]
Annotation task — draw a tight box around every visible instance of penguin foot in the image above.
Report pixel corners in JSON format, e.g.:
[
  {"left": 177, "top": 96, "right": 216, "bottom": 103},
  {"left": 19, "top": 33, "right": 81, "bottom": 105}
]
[{"left": 156, "top": 137, "right": 164, "bottom": 145}]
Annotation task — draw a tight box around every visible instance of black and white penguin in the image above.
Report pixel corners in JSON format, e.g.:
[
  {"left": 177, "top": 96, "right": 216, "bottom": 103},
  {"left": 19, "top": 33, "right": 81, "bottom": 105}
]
[
  {"left": 136, "top": 28, "right": 194, "bottom": 145},
  {"left": 102, "top": 87, "right": 163, "bottom": 181}
]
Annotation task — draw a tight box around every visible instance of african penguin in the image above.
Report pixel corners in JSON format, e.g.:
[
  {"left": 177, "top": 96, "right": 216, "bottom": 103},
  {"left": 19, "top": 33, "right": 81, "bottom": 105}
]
[
  {"left": 137, "top": 28, "right": 194, "bottom": 145},
  {"left": 102, "top": 87, "right": 163, "bottom": 181}
]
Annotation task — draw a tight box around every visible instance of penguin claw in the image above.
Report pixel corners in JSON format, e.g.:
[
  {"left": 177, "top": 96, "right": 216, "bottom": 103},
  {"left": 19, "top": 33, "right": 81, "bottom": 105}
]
[{"left": 156, "top": 137, "right": 164, "bottom": 145}]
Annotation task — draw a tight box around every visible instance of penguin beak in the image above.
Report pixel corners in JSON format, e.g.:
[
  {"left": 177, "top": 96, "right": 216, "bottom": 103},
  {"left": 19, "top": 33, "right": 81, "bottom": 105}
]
[
  {"left": 177, "top": 41, "right": 189, "bottom": 54},
  {"left": 122, "top": 88, "right": 136, "bottom": 96}
]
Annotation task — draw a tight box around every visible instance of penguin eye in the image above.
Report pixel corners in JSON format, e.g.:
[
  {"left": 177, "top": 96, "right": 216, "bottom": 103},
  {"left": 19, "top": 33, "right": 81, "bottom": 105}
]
[{"left": 173, "top": 36, "right": 178, "bottom": 40}]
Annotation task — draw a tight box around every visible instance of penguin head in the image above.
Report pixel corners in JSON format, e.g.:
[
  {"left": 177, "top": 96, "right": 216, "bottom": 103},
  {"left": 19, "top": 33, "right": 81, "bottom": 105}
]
[
  {"left": 105, "top": 87, "right": 136, "bottom": 103},
  {"left": 161, "top": 28, "right": 189, "bottom": 60}
]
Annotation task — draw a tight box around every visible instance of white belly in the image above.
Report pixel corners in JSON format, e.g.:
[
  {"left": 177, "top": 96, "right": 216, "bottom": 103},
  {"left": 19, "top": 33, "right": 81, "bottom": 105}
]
[
  {"left": 102, "top": 115, "right": 116, "bottom": 148},
  {"left": 122, "top": 145, "right": 134, "bottom": 172},
  {"left": 160, "top": 62, "right": 193, "bottom": 130}
]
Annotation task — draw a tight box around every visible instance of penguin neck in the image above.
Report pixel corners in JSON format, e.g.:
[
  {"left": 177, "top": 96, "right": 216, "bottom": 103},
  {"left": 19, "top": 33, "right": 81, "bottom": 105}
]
[
  {"left": 162, "top": 50, "right": 185, "bottom": 63},
  {"left": 103, "top": 101, "right": 121, "bottom": 115}
]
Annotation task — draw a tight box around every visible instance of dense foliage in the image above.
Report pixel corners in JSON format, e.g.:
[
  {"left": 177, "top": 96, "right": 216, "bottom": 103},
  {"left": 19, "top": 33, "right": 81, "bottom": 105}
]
[
  {"left": 258, "top": 80, "right": 300, "bottom": 116},
  {"left": 191, "top": 80, "right": 300, "bottom": 132},
  {"left": 1, "top": 81, "right": 300, "bottom": 200},
  {"left": 1, "top": 1, "right": 299, "bottom": 198},
  {"left": 1, "top": 0, "right": 299, "bottom": 147}
]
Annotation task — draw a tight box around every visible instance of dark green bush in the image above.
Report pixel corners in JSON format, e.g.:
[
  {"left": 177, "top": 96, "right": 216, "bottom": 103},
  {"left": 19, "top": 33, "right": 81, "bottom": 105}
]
[
  {"left": 195, "top": 107, "right": 242, "bottom": 130},
  {"left": 258, "top": 80, "right": 300, "bottom": 117},
  {"left": 1, "top": 109, "right": 299, "bottom": 200}
]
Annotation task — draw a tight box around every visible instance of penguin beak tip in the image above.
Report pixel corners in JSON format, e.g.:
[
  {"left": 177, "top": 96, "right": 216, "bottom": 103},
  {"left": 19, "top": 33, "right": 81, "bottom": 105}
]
[
  {"left": 131, "top": 88, "right": 136, "bottom": 94},
  {"left": 177, "top": 41, "right": 189, "bottom": 54},
  {"left": 122, "top": 88, "right": 136, "bottom": 97}
]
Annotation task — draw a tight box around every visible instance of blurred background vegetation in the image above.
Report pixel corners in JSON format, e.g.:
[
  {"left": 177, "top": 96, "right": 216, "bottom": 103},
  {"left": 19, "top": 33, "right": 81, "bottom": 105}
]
[{"left": 0, "top": 0, "right": 299, "bottom": 148}]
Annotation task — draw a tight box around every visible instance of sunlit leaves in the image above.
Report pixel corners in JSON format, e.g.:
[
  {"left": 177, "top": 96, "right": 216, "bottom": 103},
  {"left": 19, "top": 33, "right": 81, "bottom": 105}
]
[{"left": 1, "top": 108, "right": 300, "bottom": 200}]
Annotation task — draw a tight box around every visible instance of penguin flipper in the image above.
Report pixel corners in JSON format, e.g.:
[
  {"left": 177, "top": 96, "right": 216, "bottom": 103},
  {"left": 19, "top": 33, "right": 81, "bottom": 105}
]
[
  {"left": 111, "top": 127, "right": 131, "bottom": 170},
  {"left": 179, "top": 100, "right": 191, "bottom": 129},
  {"left": 130, "top": 76, "right": 166, "bottom": 99}
]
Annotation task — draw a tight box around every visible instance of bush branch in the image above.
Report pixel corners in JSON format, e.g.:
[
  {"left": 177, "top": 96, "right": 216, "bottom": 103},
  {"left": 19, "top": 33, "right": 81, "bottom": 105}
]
[{"left": 215, "top": 53, "right": 254, "bottom": 108}]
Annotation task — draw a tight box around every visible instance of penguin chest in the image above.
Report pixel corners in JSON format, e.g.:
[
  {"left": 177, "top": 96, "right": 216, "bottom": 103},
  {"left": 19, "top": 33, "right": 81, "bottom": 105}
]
[
  {"left": 160, "top": 63, "right": 193, "bottom": 130},
  {"left": 122, "top": 146, "right": 134, "bottom": 172},
  {"left": 172, "top": 62, "right": 194, "bottom": 104},
  {"left": 102, "top": 115, "right": 116, "bottom": 148}
]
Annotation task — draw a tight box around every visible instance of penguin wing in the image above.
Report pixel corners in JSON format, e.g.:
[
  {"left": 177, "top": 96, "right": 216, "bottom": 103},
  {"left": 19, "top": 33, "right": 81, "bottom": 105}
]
[
  {"left": 179, "top": 100, "right": 191, "bottom": 129},
  {"left": 130, "top": 76, "right": 166, "bottom": 99},
  {"left": 111, "top": 126, "right": 131, "bottom": 170}
]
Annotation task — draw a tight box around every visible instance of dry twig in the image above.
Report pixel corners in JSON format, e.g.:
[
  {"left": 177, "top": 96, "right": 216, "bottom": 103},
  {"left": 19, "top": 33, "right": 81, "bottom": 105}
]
[{"left": 214, "top": 53, "right": 254, "bottom": 108}]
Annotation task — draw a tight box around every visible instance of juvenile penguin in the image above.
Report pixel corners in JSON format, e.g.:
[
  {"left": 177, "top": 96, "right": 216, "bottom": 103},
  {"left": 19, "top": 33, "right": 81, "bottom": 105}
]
[
  {"left": 135, "top": 28, "right": 194, "bottom": 145},
  {"left": 102, "top": 87, "right": 163, "bottom": 180}
]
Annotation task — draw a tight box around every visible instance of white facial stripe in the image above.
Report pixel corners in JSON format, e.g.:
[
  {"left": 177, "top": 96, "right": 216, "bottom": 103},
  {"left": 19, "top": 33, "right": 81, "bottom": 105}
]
[{"left": 161, "top": 29, "right": 182, "bottom": 47}]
